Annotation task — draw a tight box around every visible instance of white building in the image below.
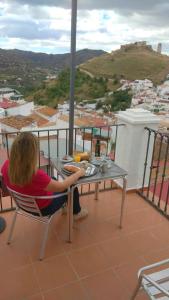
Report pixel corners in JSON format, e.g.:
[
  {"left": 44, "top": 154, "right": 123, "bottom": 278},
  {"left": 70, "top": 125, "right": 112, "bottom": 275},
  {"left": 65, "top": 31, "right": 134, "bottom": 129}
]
[{"left": 6, "top": 101, "right": 34, "bottom": 117}]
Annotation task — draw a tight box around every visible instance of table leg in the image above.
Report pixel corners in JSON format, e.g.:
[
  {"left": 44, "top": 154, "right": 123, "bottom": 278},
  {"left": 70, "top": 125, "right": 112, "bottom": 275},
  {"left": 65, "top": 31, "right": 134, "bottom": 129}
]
[
  {"left": 0, "top": 216, "right": 6, "bottom": 233},
  {"left": 119, "top": 176, "right": 127, "bottom": 228},
  {"left": 95, "top": 182, "right": 99, "bottom": 200},
  {"left": 67, "top": 187, "right": 73, "bottom": 243}
]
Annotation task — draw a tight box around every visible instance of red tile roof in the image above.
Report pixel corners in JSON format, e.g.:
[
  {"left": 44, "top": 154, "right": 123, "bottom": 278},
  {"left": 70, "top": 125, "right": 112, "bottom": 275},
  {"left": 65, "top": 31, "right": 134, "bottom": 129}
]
[
  {"left": 0, "top": 115, "right": 34, "bottom": 130},
  {"left": 0, "top": 98, "right": 18, "bottom": 109},
  {"left": 35, "top": 106, "right": 57, "bottom": 117}
]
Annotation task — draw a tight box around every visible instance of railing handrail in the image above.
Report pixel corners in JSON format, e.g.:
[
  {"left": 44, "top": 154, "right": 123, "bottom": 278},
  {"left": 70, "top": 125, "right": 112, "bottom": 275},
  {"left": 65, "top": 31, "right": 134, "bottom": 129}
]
[
  {"left": 0, "top": 123, "right": 124, "bottom": 136},
  {"left": 145, "top": 126, "right": 169, "bottom": 139}
]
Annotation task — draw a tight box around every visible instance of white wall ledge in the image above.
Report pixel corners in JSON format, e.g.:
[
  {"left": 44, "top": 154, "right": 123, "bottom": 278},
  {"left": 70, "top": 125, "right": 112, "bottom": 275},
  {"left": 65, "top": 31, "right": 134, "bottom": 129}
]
[{"left": 117, "top": 108, "right": 161, "bottom": 125}]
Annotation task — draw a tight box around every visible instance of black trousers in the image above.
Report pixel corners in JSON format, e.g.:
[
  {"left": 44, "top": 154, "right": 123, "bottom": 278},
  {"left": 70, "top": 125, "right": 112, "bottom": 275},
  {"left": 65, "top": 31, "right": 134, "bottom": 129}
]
[{"left": 40, "top": 187, "right": 81, "bottom": 216}]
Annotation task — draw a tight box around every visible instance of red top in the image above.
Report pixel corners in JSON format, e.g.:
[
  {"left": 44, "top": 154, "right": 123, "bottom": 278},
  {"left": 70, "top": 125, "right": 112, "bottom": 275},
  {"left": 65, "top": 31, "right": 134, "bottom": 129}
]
[{"left": 1, "top": 160, "right": 52, "bottom": 209}]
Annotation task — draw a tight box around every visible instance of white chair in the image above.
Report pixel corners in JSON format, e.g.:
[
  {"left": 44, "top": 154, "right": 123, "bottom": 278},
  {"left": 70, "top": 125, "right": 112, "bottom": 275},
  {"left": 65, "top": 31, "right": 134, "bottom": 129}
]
[
  {"left": 131, "top": 258, "right": 169, "bottom": 299},
  {"left": 7, "top": 186, "right": 70, "bottom": 260}
]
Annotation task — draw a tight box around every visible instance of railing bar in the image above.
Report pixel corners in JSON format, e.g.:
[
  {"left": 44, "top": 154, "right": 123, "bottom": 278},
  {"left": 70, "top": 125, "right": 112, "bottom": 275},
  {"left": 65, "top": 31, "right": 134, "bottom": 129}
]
[
  {"left": 5, "top": 133, "right": 10, "bottom": 158},
  {"left": 82, "top": 128, "right": 85, "bottom": 151},
  {"left": 57, "top": 129, "right": 59, "bottom": 157},
  {"left": 164, "top": 181, "right": 169, "bottom": 212},
  {"left": 37, "top": 131, "right": 40, "bottom": 168},
  {"left": 66, "top": 129, "right": 68, "bottom": 154},
  {"left": 90, "top": 128, "right": 93, "bottom": 155},
  {"left": 157, "top": 136, "right": 169, "bottom": 207},
  {"left": 114, "top": 125, "right": 118, "bottom": 161},
  {"left": 146, "top": 131, "right": 157, "bottom": 199},
  {"left": 106, "top": 126, "right": 110, "bottom": 155},
  {"left": 47, "top": 130, "right": 50, "bottom": 175},
  {"left": 141, "top": 130, "right": 151, "bottom": 193},
  {"left": 74, "top": 128, "right": 77, "bottom": 151},
  {"left": 152, "top": 134, "right": 163, "bottom": 203}
]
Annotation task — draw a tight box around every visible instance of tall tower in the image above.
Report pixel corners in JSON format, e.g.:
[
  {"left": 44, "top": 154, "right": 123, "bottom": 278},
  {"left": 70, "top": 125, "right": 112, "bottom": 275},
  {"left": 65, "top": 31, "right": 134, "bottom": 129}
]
[{"left": 157, "top": 43, "right": 162, "bottom": 54}]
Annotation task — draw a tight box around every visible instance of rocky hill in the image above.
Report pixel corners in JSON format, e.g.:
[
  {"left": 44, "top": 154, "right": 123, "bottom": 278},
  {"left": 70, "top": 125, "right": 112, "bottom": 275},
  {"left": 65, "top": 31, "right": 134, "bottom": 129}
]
[{"left": 79, "top": 43, "right": 169, "bottom": 84}]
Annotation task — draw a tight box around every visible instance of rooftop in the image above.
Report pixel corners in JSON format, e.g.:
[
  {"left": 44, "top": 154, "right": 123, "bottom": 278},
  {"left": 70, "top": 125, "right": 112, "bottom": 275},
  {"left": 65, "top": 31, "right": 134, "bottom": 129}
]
[
  {"left": 0, "top": 98, "right": 18, "bottom": 109},
  {"left": 0, "top": 189, "right": 169, "bottom": 300},
  {"left": 35, "top": 106, "right": 57, "bottom": 117},
  {"left": 0, "top": 115, "right": 34, "bottom": 130},
  {"left": 59, "top": 113, "right": 109, "bottom": 127},
  {"left": 29, "top": 113, "right": 49, "bottom": 127}
]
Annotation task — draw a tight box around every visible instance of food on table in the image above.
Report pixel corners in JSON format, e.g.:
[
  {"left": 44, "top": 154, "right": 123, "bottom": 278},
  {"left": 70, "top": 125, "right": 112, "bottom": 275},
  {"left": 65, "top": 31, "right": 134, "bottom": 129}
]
[
  {"left": 64, "top": 165, "right": 80, "bottom": 173},
  {"left": 73, "top": 152, "right": 90, "bottom": 161},
  {"left": 79, "top": 160, "right": 89, "bottom": 169}
]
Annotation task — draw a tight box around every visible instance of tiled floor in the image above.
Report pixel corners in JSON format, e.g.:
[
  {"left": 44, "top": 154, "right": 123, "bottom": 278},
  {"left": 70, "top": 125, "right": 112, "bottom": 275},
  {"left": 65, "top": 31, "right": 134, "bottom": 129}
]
[{"left": 0, "top": 189, "right": 169, "bottom": 300}]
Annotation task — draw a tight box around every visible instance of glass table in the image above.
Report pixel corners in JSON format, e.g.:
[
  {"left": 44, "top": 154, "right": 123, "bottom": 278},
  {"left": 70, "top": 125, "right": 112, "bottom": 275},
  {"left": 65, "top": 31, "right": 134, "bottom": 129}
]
[{"left": 51, "top": 158, "right": 127, "bottom": 242}]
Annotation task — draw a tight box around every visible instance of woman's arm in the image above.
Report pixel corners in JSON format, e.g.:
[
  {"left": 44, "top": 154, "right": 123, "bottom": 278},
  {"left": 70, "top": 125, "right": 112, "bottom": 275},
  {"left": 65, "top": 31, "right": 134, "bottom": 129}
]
[{"left": 45, "top": 168, "right": 85, "bottom": 193}]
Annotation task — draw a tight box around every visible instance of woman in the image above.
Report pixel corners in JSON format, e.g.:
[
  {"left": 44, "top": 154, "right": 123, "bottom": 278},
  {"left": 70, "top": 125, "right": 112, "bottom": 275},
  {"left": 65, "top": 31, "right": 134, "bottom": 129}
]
[{"left": 1, "top": 132, "right": 88, "bottom": 220}]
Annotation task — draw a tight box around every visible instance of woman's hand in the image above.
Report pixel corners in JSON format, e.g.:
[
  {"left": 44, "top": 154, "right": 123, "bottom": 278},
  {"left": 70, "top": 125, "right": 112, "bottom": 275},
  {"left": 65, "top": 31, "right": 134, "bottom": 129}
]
[{"left": 77, "top": 167, "right": 86, "bottom": 178}]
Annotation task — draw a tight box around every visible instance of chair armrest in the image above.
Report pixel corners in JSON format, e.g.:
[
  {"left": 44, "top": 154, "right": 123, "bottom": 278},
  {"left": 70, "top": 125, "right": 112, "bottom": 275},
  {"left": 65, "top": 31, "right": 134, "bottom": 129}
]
[
  {"left": 142, "top": 274, "right": 169, "bottom": 297},
  {"left": 138, "top": 258, "right": 169, "bottom": 277}
]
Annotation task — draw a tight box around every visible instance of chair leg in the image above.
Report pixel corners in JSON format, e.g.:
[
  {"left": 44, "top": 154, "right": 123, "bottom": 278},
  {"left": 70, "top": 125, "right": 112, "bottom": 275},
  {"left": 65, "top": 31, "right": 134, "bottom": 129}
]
[
  {"left": 131, "top": 279, "right": 142, "bottom": 300},
  {"left": 7, "top": 211, "right": 18, "bottom": 244},
  {"left": 39, "top": 222, "right": 50, "bottom": 260}
]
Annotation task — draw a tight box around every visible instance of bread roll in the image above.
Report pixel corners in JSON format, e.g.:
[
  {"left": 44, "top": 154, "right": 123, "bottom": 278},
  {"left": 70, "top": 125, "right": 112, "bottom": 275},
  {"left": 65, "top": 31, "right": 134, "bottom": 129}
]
[{"left": 64, "top": 165, "right": 80, "bottom": 173}]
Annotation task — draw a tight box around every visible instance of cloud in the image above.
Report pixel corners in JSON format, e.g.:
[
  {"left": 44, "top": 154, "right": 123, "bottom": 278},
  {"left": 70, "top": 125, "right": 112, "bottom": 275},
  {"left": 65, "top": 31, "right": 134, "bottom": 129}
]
[
  {"left": 1, "top": 19, "right": 67, "bottom": 40},
  {"left": 1, "top": 0, "right": 169, "bottom": 54},
  {"left": 4, "top": 0, "right": 169, "bottom": 11}
]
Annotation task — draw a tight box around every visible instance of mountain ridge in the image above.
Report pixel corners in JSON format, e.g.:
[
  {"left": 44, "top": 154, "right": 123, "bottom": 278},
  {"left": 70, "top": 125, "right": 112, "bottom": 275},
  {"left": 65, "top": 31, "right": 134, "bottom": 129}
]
[{"left": 0, "top": 48, "right": 106, "bottom": 92}]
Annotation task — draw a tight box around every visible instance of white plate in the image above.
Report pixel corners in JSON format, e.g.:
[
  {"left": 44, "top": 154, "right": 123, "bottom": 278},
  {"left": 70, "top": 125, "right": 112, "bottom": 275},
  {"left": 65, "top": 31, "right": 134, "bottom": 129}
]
[{"left": 61, "top": 157, "right": 73, "bottom": 163}]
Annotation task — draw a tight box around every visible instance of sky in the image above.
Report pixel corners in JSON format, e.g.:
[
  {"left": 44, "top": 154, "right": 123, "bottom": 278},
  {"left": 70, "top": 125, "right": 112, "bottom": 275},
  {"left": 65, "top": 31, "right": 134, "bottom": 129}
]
[{"left": 0, "top": 0, "right": 169, "bottom": 55}]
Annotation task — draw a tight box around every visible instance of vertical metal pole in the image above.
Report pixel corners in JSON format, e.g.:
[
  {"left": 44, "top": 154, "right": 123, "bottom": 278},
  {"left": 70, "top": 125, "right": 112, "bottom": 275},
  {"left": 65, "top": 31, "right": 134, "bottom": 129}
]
[{"left": 69, "top": 0, "right": 77, "bottom": 155}]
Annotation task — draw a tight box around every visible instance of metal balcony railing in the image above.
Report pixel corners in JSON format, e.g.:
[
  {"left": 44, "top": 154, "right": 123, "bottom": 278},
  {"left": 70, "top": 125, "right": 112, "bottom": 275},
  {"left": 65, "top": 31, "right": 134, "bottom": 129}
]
[
  {"left": 0, "top": 124, "right": 123, "bottom": 213},
  {"left": 138, "top": 127, "right": 169, "bottom": 218}
]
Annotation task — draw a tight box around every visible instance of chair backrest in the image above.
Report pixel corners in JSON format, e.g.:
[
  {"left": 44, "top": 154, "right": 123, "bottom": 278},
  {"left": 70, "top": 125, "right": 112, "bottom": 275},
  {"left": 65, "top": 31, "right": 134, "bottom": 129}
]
[
  {"left": 131, "top": 258, "right": 169, "bottom": 300},
  {"left": 7, "top": 186, "right": 68, "bottom": 217}
]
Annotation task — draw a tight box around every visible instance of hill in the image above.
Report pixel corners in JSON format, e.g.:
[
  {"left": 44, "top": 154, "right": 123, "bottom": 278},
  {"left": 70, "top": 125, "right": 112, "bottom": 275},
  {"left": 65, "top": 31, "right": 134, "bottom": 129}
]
[
  {"left": 26, "top": 69, "right": 109, "bottom": 107},
  {"left": 0, "top": 48, "right": 106, "bottom": 93},
  {"left": 79, "top": 44, "right": 169, "bottom": 84}
]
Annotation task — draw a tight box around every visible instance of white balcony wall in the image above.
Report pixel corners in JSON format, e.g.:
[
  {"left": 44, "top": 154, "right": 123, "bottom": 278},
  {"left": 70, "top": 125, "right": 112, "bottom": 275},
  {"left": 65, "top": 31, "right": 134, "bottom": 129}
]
[{"left": 115, "top": 108, "right": 160, "bottom": 190}]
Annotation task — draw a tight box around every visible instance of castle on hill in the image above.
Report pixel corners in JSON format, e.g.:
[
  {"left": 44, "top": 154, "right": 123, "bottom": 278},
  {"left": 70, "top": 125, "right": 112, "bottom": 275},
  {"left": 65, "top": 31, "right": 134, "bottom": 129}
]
[{"left": 120, "top": 41, "right": 152, "bottom": 51}]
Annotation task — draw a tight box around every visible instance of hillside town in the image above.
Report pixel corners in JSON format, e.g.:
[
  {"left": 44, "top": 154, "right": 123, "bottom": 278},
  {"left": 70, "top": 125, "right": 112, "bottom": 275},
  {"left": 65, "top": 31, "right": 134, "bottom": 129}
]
[{"left": 0, "top": 76, "right": 169, "bottom": 140}]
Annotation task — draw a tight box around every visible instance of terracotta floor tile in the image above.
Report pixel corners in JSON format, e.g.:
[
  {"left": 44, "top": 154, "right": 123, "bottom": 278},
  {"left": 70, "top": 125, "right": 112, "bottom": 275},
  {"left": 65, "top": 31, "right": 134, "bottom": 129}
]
[
  {"left": 114, "top": 257, "right": 147, "bottom": 294},
  {"left": 82, "top": 269, "right": 128, "bottom": 300},
  {"left": 126, "top": 230, "right": 164, "bottom": 255},
  {"left": 33, "top": 254, "right": 77, "bottom": 291},
  {"left": 0, "top": 242, "right": 30, "bottom": 272},
  {"left": 25, "top": 225, "right": 65, "bottom": 261},
  {"left": 85, "top": 219, "right": 123, "bottom": 243},
  {"left": 0, "top": 211, "right": 24, "bottom": 245},
  {"left": 26, "top": 293, "right": 43, "bottom": 300},
  {"left": 0, "top": 265, "right": 40, "bottom": 300},
  {"left": 143, "top": 246, "right": 169, "bottom": 265},
  {"left": 0, "top": 191, "right": 168, "bottom": 300},
  {"left": 43, "top": 281, "right": 88, "bottom": 300},
  {"left": 123, "top": 208, "right": 164, "bottom": 232},
  {"left": 150, "top": 222, "right": 169, "bottom": 245},
  {"left": 59, "top": 226, "right": 95, "bottom": 252},
  {"left": 68, "top": 245, "right": 110, "bottom": 278},
  {"left": 98, "top": 236, "right": 139, "bottom": 267}
]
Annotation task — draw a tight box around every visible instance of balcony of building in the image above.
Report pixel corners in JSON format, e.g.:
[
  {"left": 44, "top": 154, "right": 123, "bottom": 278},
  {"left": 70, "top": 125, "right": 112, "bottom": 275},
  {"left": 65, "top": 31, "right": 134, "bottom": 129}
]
[{"left": 0, "top": 108, "right": 168, "bottom": 300}]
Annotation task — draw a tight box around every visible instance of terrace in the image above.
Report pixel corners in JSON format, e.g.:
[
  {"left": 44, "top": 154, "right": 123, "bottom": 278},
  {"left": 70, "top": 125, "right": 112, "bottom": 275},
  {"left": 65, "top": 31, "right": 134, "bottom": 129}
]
[
  {"left": 0, "top": 108, "right": 169, "bottom": 300},
  {"left": 0, "top": 187, "right": 169, "bottom": 300}
]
